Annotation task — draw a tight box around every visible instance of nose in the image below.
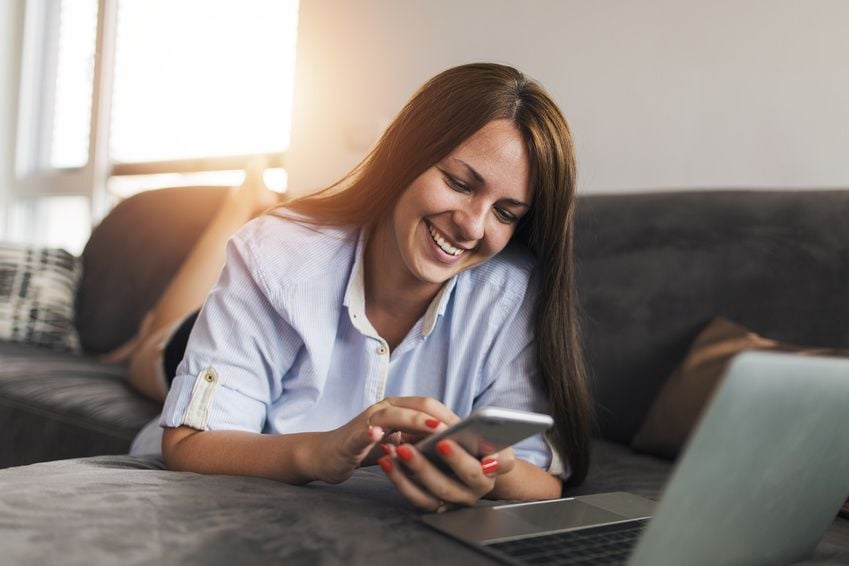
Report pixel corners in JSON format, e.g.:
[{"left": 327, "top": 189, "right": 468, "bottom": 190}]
[{"left": 453, "top": 200, "right": 487, "bottom": 242}]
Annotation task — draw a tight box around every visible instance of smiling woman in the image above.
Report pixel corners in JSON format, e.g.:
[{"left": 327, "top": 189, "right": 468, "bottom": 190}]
[
  {"left": 383, "top": 120, "right": 532, "bottom": 287},
  {"left": 138, "top": 63, "right": 592, "bottom": 512}
]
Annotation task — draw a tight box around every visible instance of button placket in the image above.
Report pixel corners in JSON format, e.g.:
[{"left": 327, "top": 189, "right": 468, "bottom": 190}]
[{"left": 371, "top": 338, "right": 390, "bottom": 402}]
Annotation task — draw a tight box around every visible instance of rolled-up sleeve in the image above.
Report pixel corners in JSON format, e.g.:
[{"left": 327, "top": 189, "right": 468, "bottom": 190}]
[{"left": 160, "top": 225, "right": 302, "bottom": 433}]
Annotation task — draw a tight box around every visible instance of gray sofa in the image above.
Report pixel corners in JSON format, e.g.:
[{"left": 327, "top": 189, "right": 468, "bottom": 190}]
[{"left": 0, "top": 187, "right": 847, "bottom": 564}]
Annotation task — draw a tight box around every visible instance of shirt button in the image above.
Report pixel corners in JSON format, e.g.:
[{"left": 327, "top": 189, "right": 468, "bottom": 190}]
[{"left": 377, "top": 345, "right": 387, "bottom": 355}]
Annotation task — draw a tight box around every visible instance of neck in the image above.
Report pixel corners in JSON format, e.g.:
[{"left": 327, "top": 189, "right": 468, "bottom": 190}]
[{"left": 363, "top": 224, "right": 443, "bottom": 345}]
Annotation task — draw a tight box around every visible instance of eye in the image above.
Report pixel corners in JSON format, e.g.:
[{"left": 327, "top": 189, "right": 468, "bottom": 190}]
[
  {"left": 494, "top": 207, "right": 518, "bottom": 223},
  {"left": 442, "top": 173, "right": 470, "bottom": 194}
]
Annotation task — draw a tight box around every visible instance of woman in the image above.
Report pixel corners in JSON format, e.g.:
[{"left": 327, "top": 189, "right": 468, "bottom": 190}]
[{"left": 137, "top": 63, "right": 593, "bottom": 510}]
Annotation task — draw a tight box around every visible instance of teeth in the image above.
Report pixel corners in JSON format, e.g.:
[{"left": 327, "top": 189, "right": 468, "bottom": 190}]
[{"left": 428, "top": 224, "right": 464, "bottom": 256}]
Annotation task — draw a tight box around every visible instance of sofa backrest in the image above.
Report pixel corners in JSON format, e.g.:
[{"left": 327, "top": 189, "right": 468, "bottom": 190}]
[
  {"left": 75, "top": 187, "right": 849, "bottom": 447},
  {"left": 75, "top": 186, "right": 229, "bottom": 354},
  {"left": 575, "top": 190, "right": 849, "bottom": 444}
]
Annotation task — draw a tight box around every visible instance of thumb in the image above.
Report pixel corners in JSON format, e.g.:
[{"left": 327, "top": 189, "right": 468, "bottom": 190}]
[{"left": 345, "top": 425, "right": 385, "bottom": 459}]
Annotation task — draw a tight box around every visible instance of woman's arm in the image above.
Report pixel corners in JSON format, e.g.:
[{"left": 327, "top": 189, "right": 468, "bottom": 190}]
[
  {"left": 162, "top": 426, "right": 378, "bottom": 485},
  {"left": 488, "top": 459, "right": 562, "bottom": 500},
  {"left": 163, "top": 396, "right": 458, "bottom": 485}
]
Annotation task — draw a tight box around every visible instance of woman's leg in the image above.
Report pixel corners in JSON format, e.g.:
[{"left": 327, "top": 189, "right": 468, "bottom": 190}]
[
  {"left": 108, "top": 160, "right": 282, "bottom": 401},
  {"left": 146, "top": 161, "right": 280, "bottom": 340}
]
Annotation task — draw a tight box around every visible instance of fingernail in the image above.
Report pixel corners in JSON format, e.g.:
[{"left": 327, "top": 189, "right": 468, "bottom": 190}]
[
  {"left": 481, "top": 458, "right": 499, "bottom": 475},
  {"left": 396, "top": 444, "right": 413, "bottom": 462},
  {"left": 425, "top": 418, "right": 441, "bottom": 429},
  {"left": 378, "top": 457, "right": 392, "bottom": 474},
  {"left": 380, "top": 444, "right": 391, "bottom": 456},
  {"left": 436, "top": 440, "right": 453, "bottom": 457}
]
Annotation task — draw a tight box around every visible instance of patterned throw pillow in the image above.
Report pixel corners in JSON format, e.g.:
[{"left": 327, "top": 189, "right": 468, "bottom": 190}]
[{"left": 0, "top": 243, "right": 81, "bottom": 352}]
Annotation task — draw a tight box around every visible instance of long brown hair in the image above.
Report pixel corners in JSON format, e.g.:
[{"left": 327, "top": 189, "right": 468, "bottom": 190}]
[{"left": 282, "top": 63, "right": 593, "bottom": 485}]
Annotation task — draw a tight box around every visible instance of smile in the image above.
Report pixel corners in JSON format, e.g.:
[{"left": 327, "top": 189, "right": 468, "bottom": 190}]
[{"left": 427, "top": 223, "right": 465, "bottom": 257}]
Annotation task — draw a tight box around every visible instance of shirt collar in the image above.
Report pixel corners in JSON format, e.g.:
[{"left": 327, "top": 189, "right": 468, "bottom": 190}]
[{"left": 343, "top": 229, "right": 457, "bottom": 338}]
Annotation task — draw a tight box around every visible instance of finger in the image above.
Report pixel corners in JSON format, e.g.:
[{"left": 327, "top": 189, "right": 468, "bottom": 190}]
[
  {"left": 395, "top": 444, "right": 484, "bottom": 506},
  {"left": 362, "top": 434, "right": 394, "bottom": 467},
  {"left": 428, "top": 439, "right": 497, "bottom": 496},
  {"left": 380, "top": 397, "right": 461, "bottom": 426},
  {"left": 377, "top": 456, "right": 444, "bottom": 512},
  {"left": 480, "top": 448, "right": 516, "bottom": 478},
  {"left": 367, "top": 406, "right": 447, "bottom": 436},
  {"left": 397, "top": 432, "right": 427, "bottom": 445},
  {"left": 343, "top": 424, "right": 385, "bottom": 459}
]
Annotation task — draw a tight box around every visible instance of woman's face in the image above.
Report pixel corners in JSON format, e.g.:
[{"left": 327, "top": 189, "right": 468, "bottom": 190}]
[{"left": 384, "top": 119, "right": 532, "bottom": 289}]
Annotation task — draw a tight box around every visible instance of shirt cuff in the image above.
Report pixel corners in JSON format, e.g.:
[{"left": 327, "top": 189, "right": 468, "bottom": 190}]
[{"left": 160, "top": 369, "right": 267, "bottom": 432}]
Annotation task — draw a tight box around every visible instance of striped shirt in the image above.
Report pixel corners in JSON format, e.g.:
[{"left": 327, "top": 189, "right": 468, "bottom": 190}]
[{"left": 155, "top": 213, "right": 561, "bottom": 473}]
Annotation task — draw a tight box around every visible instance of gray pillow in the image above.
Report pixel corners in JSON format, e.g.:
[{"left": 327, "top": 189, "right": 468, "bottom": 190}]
[{"left": 0, "top": 243, "right": 81, "bottom": 352}]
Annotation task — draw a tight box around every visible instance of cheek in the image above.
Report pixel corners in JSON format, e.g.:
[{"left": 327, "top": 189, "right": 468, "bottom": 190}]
[{"left": 479, "top": 224, "right": 515, "bottom": 258}]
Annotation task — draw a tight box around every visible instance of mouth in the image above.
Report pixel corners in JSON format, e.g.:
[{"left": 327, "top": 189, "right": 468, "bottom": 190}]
[{"left": 427, "top": 222, "right": 465, "bottom": 257}]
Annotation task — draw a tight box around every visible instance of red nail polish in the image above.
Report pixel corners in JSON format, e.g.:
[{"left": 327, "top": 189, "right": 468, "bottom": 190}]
[
  {"left": 378, "top": 457, "right": 392, "bottom": 473},
  {"left": 380, "top": 444, "right": 391, "bottom": 456},
  {"left": 425, "top": 418, "right": 440, "bottom": 429},
  {"left": 481, "top": 458, "right": 499, "bottom": 475},
  {"left": 396, "top": 444, "right": 413, "bottom": 462},
  {"left": 436, "top": 440, "right": 453, "bottom": 457}
]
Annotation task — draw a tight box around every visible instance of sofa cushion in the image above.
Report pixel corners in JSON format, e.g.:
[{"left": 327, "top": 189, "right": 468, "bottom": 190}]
[
  {"left": 631, "top": 317, "right": 848, "bottom": 459},
  {"left": 75, "top": 186, "right": 229, "bottom": 354},
  {"left": 0, "top": 341, "right": 160, "bottom": 467},
  {"left": 0, "top": 447, "right": 846, "bottom": 564},
  {"left": 0, "top": 243, "right": 81, "bottom": 352}
]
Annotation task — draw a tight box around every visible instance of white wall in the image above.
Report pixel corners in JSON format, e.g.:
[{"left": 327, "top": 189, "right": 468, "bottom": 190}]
[
  {"left": 0, "top": 0, "right": 25, "bottom": 235},
  {"left": 287, "top": 0, "right": 849, "bottom": 196}
]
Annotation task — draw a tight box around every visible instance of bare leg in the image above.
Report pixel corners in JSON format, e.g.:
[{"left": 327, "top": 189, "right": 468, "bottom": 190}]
[{"left": 105, "top": 160, "right": 282, "bottom": 401}]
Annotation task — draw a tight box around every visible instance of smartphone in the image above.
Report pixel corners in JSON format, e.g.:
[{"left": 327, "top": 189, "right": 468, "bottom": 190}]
[{"left": 415, "top": 407, "right": 553, "bottom": 469}]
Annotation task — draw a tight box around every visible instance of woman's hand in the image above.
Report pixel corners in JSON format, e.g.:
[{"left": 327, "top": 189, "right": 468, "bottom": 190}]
[
  {"left": 378, "top": 440, "right": 516, "bottom": 512},
  {"left": 308, "top": 396, "right": 460, "bottom": 485}
]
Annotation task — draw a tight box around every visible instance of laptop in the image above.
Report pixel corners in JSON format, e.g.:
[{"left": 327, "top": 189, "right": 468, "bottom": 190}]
[{"left": 422, "top": 351, "right": 849, "bottom": 565}]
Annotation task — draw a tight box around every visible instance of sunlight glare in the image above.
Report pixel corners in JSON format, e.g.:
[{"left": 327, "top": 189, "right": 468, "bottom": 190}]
[{"left": 110, "top": 0, "right": 299, "bottom": 163}]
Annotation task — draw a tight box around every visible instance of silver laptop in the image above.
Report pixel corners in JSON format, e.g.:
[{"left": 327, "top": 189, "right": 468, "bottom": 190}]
[{"left": 422, "top": 351, "right": 849, "bottom": 565}]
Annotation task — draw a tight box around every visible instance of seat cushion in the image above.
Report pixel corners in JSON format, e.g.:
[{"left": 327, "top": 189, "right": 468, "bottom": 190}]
[
  {"left": 0, "top": 341, "right": 160, "bottom": 467},
  {"left": 0, "top": 447, "right": 845, "bottom": 564}
]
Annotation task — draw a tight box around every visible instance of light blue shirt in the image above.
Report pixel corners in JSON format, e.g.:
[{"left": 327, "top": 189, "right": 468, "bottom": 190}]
[{"left": 154, "top": 213, "right": 561, "bottom": 472}]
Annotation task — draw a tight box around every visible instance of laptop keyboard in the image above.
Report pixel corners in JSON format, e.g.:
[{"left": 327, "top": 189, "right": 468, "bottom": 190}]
[{"left": 486, "top": 518, "right": 650, "bottom": 565}]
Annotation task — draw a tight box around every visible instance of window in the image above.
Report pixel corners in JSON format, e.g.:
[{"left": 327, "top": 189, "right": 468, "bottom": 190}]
[{"left": 10, "top": 0, "right": 299, "bottom": 253}]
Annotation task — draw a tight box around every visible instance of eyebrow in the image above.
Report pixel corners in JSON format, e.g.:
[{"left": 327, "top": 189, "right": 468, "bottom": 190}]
[
  {"left": 452, "top": 158, "right": 485, "bottom": 184},
  {"left": 451, "top": 158, "right": 530, "bottom": 209}
]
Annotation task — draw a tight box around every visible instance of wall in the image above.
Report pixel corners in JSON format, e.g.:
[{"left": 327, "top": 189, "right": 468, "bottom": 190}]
[{"left": 286, "top": 0, "right": 849, "bottom": 196}]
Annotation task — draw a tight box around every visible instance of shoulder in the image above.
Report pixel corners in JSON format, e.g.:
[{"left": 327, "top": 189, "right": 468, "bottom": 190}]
[
  {"left": 232, "top": 212, "right": 359, "bottom": 289},
  {"left": 451, "top": 241, "right": 539, "bottom": 333}
]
